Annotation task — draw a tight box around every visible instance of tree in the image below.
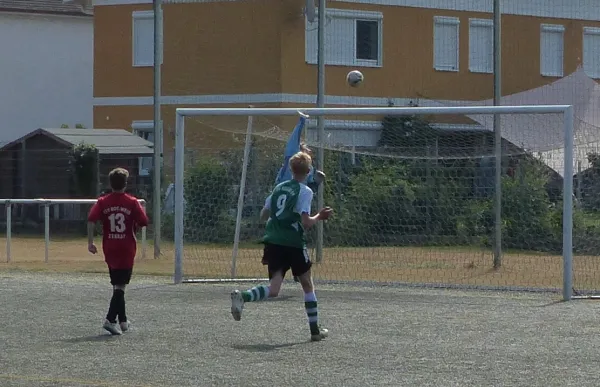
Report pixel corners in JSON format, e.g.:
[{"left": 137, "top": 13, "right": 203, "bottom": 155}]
[
  {"left": 378, "top": 101, "right": 438, "bottom": 152},
  {"left": 578, "top": 152, "right": 600, "bottom": 211},
  {"left": 68, "top": 142, "right": 97, "bottom": 197}
]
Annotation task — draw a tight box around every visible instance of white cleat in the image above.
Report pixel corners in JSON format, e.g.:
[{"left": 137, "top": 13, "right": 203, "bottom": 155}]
[
  {"left": 230, "top": 290, "right": 245, "bottom": 321},
  {"left": 103, "top": 319, "right": 121, "bottom": 336},
  {"left": 119, "top": 321, "right": 130, "bottom": 332},
  {"left": 311, "top": 327, "right": 329, "bottom": 342}
]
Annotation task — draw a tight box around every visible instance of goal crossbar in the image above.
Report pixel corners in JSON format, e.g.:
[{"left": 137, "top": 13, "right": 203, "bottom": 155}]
[
  {"left": 176, "top": 105, "right": 573, "bottom": 117},
  {"left": 173, "top": 105, "right": 575, "bottom": 301}
]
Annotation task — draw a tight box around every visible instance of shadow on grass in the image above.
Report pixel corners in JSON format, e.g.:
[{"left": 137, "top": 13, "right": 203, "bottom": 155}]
[
  {"left": 61, "top": 334, "right": 118, "bottom": 343},
  {"left": 265, "top": 295, "right": 294, "bottom": 302},
  {"left": 232, "top": 341, "right": 308, "bottom": 352},
  {"left": 128, "top": 283, "right": 178, "bottom": 292},
  {"left": 536, "top": 299, "right": 565, "bottom": 307}
]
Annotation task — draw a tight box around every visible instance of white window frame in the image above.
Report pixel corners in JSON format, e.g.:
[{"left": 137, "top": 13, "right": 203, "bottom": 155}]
[
  {"left": 540, "top": 24, "right": 565, "bottom": 77},
  {"left": 433, "top": 16, "right": 460, "bottom": 72},
  {"left": 132, "top": 10, "right": 160, "bottom": 67},
  {"left": 468, "top": 18, "right": 493, "bottom": 74},
  {"left": 583, "top": 26, "right": 600, "bottom": 79},
  {"left": 305, "top": 9, "right": 383, "bottom": 68},
  {"left": 131, "top": 120, "right": 159, "bottom": 177}
]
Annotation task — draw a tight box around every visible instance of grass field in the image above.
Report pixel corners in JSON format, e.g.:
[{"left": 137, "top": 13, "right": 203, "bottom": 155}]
[
  {"left": 5, "top": 273, "right": 600, "bottom": 386},
  {"left": 2, "top": 236, "right": 600, "bottom": 292}
]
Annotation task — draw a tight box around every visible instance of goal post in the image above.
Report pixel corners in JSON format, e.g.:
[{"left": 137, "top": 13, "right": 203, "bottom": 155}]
[{"left": 173, "top": 105, "right": 577, "bottom": 301}]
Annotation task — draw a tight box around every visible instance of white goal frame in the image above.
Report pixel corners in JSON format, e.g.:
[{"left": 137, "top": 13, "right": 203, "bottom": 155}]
[
  {"left": 1, "top": 198, "right": 147, "bottom": 263},
  {"left": 173, "top": 105, "right": 575, "bottom": 301}
]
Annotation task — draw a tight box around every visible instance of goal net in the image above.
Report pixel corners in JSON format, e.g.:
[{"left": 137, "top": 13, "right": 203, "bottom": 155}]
[{"left": 170, "top": 105, "right": 594, "bottom": 300}]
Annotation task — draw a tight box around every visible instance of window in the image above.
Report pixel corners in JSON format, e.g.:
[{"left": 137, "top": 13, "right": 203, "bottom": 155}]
[
  {"left": 583, "top": 27, "right": 600, "bottom": 79},
  {"left": 305, "top": 9, "right": 383, "bottom": 67},
  {"left": 356, "top": 20, "right": 379, "bottom": 61},
  {"left": 434, "top": 16, "right": 460, "bottom": 72},
  {"left": 540, "top": 24, "right": 564, "bottom": 77},
  {"left": 469, "top": 19, "right": 493, "bottom": 73},
  {"left": 132, "top": 11, "right": 155, "bottom": 67},
  {"left": 132, "top": 120, "right": 160, "bottom": 176}
]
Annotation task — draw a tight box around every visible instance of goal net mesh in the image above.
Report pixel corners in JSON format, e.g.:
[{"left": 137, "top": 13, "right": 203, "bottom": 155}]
[{"left": 171, "top": 110, "right": 600, "bottom": 294}]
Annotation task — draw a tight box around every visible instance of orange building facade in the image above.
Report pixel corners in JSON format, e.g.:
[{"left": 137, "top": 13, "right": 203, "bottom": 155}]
[{"left": 92, "top": 0, "right": 600, "bottom": 169}]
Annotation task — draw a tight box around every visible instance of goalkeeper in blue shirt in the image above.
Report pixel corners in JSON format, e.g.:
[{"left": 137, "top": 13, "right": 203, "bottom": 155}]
[{"left": 267, "top": 114, "right": 325, "bottom": 283}]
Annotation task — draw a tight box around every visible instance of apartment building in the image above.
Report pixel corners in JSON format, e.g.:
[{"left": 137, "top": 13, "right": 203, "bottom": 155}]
[{"left": 92, "top": 0, "right": 600, "bottom": 173}]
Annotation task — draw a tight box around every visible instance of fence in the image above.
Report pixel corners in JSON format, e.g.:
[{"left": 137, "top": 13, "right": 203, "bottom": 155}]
[{"left": 1, "top": 198, "right": 147, "bottom": 263}]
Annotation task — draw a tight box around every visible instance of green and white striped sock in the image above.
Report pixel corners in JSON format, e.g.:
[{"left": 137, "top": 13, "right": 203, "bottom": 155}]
[
  {"left": 242, "top": 285, "right": 270, "bottom": 302},
  {"left": 304, "top": 291, "right": 319, "bottom": 334}
]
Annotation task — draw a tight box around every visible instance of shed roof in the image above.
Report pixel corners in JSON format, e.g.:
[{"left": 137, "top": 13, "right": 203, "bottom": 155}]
[
  {"left": 0, "top": 0, "right": 92, "bottom": 17},
  {"left": 0, "top": 128, "right": 154, "bottom": 155}
]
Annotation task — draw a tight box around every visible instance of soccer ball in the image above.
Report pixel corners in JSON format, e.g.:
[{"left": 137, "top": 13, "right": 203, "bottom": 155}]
[{"left": 346, "top": 70, "right": 364, "bottom": 87}]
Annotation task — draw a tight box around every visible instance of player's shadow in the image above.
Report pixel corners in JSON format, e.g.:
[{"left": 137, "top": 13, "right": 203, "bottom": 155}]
[
  {"left": 265, "top": 295, "right": 294, "bottom": 302},
  {"left": 232, "top": 341, "right": 307, "bottom": 352},
  {"left": 60, "top": 334, "right": 118, "bottom": 344}
]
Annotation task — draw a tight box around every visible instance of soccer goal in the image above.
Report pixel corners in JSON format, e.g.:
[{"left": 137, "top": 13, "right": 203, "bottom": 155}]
[{"left": 170, "top": 105, "right": 593, "bottom": 301}]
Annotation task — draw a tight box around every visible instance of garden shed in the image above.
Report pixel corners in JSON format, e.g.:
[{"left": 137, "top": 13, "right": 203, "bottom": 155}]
[{"left": 0, "top": 128, "right": 153, "bottom": 199}]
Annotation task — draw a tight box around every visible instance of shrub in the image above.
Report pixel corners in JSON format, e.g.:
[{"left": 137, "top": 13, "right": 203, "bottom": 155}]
[
  {"left": 321, "top": 149, "right": 569, "bottom": 255},
  {"left": 183, "top": 157, "right": 234, "bottom": 243},
  {"left": 573, "top": 209, "right": 600, "bottom": 255},
  {"left": 325, "top": 160, "right": 418, "bottom": 246},
  {"left": 161, "top": 212, "right": 175, "bottom": 241},
  {"left": 456, "top": 198, "right": 493, "bottom": 246},
  {"left": 501, "top": 158, "right": 562, "bottom": 252}
]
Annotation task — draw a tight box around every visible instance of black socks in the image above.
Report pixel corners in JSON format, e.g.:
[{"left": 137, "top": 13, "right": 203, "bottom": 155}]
[
  {"left": 116, "top": 289, "right": 127, "bottom": 323},
  {"left": 106, "top": 289, "right": 126, "bottom": 323}
]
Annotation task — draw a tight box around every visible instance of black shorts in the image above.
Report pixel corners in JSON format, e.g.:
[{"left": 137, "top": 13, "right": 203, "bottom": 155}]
[
  {"left": 109, "top": 268, "right": 132, "bottom": 286},
  {"left": 263, "top": 243, "right": 312, "bottom": 279}
]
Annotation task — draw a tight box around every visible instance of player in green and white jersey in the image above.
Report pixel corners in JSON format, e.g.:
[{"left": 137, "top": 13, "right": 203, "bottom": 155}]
[{"left": 230, "top": 151, "right": 332, "bottom": 341}]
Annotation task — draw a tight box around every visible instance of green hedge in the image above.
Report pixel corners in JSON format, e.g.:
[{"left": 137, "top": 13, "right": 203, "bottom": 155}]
[
  {"left": 173, "top": 148, "right": 600, "bottom": 257},
  {"left": 322, "top": 153, "right": 566, "bottom": 252},
  {"left": 182, "top": 157, "right": 235, "bottom": 243}
]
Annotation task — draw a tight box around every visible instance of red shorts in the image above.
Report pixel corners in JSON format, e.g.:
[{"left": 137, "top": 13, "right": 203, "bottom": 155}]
[{"left": 103, "top": 247, "right": 136, "bottom": 270}]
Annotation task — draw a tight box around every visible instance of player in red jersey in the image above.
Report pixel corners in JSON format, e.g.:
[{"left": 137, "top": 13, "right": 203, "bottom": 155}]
[{"left": 87, "top": 167, "right": 149, "bottom": 335}]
